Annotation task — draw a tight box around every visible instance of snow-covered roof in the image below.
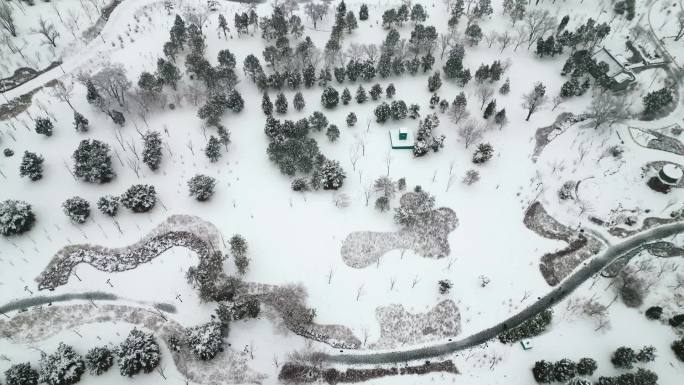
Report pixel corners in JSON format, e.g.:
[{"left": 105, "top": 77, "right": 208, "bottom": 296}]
[{"left": 661, "top": 164, "right": 683, "bottom": 181}]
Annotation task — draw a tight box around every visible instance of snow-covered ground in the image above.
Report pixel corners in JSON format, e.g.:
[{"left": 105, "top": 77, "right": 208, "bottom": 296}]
[{"left": 1, "top": 0, "right": 683, "bottom": 384}]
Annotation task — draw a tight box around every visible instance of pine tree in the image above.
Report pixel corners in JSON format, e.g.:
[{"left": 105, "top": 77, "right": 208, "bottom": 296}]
[
  {"left": 386, "top": 83, "right": 396, "bottom": 98},
  {"left": 483, "top": 99, "right": 496, "bottom": 119},
  {"left": 553, "top": 359, "right": 577, "bottom": 383},
  {"left": 275, "top": 92, "right": 288, "bottom": 114},
  {"left": 375, "top": 102, "right": 391, "bottom": 123},
  {"left": 532, "top": 360, "right": 554, "bottom": 383},
  {"left": 142, "top": 131, "right": 162, "bottom": 171},
  {"left": 188, "top": 174, "right": 217, "bottom": 201},
  {"left": 218, "top": 14, "right": 229, "bottom": 38},
  {"left": 19, "top": 151, "right": 44, "bottom": 181},
  {"left": 170, "top": 15, "right": 187, "bottom": 48},
  {"left": 62, "top": 196, "right": 90, "bottom": 224},
  {"left": 611, "top": 347, "right": 637, "bottom": 369},
  {"left": 409, "top": 103, "right": 421, "bottom": 119},
  {"left": 4, "top": 363, "right": 39, "bottom": 385},
  {"left": 370, "top": 83, "right": 383, "bottom": 100},
  {"left": 472, "top": 143, "right": 494, "bottom": 164},
  {"left": 0, "top": 200, "right": 36, "bottom": 236},
  {"left": 341, "top": 87, "right": 352, "bottom": 105},
  {"left": 430, "top": 93, "right": 440, "bottom": 109},
  {"left": 576, "top": 358, "right": 597, "bottom": 376},
  {"left": 326, "top": 124, "right": 340, "bottom": 142},
  {"left": 293, "top": 92, "right": 305, "bottom": 111},
  {"left": 156, "top": 59, "right": 181, "bottom": 90},
  {"left": 72, "top": 139, "right": 115, "bottom": 183},
  {"left": 35, "top": 117, "right": 53, "bottom": 137},
  {"left": 522, "top": 82, "right": 547, "bottom": 121},
  {"left": 205, "top": 136, "right": 222, "bottom": 162},
  {"left": 121, "top": 184, "right": 156, "bottom": 213},
  {"left": 421, "top": 53, "right": 435, "bottom": 73},
  {"left": 499, "top": 78, "right": 510, "bottom": 95},
  {"left": 443, "top": 45, "right": 465, "bottom": 78},
  {"left": 85, "top": 79, "right": 101, "bottom": 106},
  {"left": 39, "top": 343, "right": 85, "bottom": 385},
  {"left": 636, "top": 346, "right": 656, "bottom": 363},
  {"left": 227, "top": 90, "right": 244, "bottom": 112},
  {"left": 314, "top": 158, "right": 346, "bottom": 190},
  {"left": 73, "top": 112, "right": 89, "bottom": 132},
  {"left": 321, "top": 86, "right": 340, "bottom": 108},
  {"left": 407, "top": 57, "right": 420, "bottom": 75},
  {"left": 465, "top": 23, "right": 483, "bottom": 46},
  {"left": 643, "top": 88, "right": 674, "bottom": 116},
  {"left": 185, "top": 322, "right": 224, "bottom": 360},
  {"left": 390, "top": 100, "right": 408, "bottom": 120},
  {"left": 494, "top": 108, "right": 507, "bottom": 128},
  {"left": 108, "top": 110, "right": 126, "bottom": 126},
  {"left": 84, "top": 347, "right": 114, "bottom": 376},
  {"left": 97, "top": 195, "right": 120, "bottom": 217},
  {"left": 346, "top": 112, "right": 357, "bottom": 127},
  {"left": 355, "top": 85, "right": 367, "bottom": 104},
  {"left": 261, "top": 93, "right": 273, "bottom": 115},
  {"left": 309, "top": 111, "right": 329, "bottom": 131},
  {"left": 410, "top": 4, "right": 427, "bottom": 23},
  {"left": 475, "top": 64, "right": 490, "bottom": 83},
  {"left": 334, "top": 66, "right": 346, "bottom": 83},
  {"left": 359, "top": 4, "right": 369, "bottom": 21},
  {"left": 428, "top": 71, "right": 442, "bottom": 92},
  {"left": 116, "top": 329, "right": 160, "bottom": 376},
  {"left": 303, "top": 64, "right": 316, "bottom": 88},
  {"left": 345, "top": 11, "right": 357, "bottom": 33}
]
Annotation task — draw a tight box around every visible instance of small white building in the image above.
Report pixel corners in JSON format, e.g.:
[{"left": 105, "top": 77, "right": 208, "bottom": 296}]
[
  {"left": 659, "top": 163, "right": 683, "bottom": 186},
  {"left": 389, "top": 127, "right": 415, "bottom": 149}
]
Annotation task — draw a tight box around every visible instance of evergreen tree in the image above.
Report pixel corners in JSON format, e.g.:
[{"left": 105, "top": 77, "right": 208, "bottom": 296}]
[
  {"left": 421, "top": 53, "right": 435, "bottom": 73},
  {"left": 522, "top": 82, "right": 547, "bottom": 121},
  {"left": 443, "top": 44, "right": 465, "bottom": 78},
  {"left": 85, "top": 79, "right": 102, "bottom": 106},
  {"left": 345, "top": 11, "right": 358, "bottom": 33},
  {"left": 321, "top": 86, "right": 340, "bottom": 108},
  {"left": 361, "top": 59, "right": 376, "bottom": 81},
  {"left": 414, "top": 113, "right": 445, "bottom": 156},
  {"left": 334, "top": 66, "right": 346, "bottom": 83},
  {"left": 262, "top": 93, "right": 273, "bottom": 115},
  {"left": 410, "top": 4, "right": 427, "bottom": 23},
  {"left": 205, "top": 136, "right": 222, "bottom": 162},
  {"left": 439, "top": 99, "right": 449, "bottom": 113},
  {"left": 611, "top": 347, "right": 637, "bottom": 369},
  {"left": 355, "top": 85, "right": 367, "bottom": 103},
  {"left": 359, "top": 4, "right": 369, "bottom": 21},
  {"left": 227, "top": 90, "right": 244, "bottom": 112},
  {"left": 483, "top": 99, "right": 496, "bottom": 119},
  {"left": 62, "top": 196, "right": 90, "bottom": 224},
  {"left": 170, "top": 15, "right": 187, "bottom": 48},
  {"left": 576, "top": 358, "right": 597, "bottom": 376},
  {"left": 370, "top": 83, "right": 383, "bottom": 100},
  {"left": 346, "top": 112, "right": 357, "bottom": 127},
  {"left": 645, "top": 306, "right": 663, "bottom": 320},
  {"left": 39, "top": 343, "right": 85, "bottom": 385},
  {"left": 293, "top": 92, "right": 305, "bottom": 111},
  {"left": 392, "top": 57, "right": 405, "bottom": 76},
  {"left": 185, "top": 322, "right": 224, "bottom": 360},
  {"left": 472, "top": 143, "right": 494, "bottom": 164},
  {"left": 374, "top": 102, "right": 391, "bottom": 123},
  {"left": 643, "top": 88, "right": 674, "bottom": 116},
  {"left": 426, "top": 69, "right": 442, "bottom": 93},
  {"left": 97, "top": 195, "right": 120, "bottom": 217},
  {"left": 318, "top": 67, "right": 332, "bottom": 86},
  {"left": 242, "top": 54, "right": 263, "bottom": 82},
  {"left": 142, "top": 131, "right": 162, "bottom": 171},
  {"left": 108, "top": 110, "right": 126, "bottom": 126},
  {"left": 116, "top": 329, "right": 160, "bottom": 376},
  {"left": 217, "top": 14, "right": 229, "bottom": 38},
  {"left": 407, "top": 57, "right": 420, "bottom": 75},
  {"left": 217, "top": 49, "right": 237, "bottom": 69},
  {"left": 377, "top": 52, "right": 392, "bottom": 78},
  {"left": 390, "top": 100, "right": 408, "bottom": 120},
  {"left": 275, "top": 92, "right": 288, "bottom": 114},
  {"left": 553, "top": 359, "right": 577, "bottom": 383},
  {"left": 84, "top": 347, "right": 114, "bottom": 376},
  {"left": 474, "top": 0, "right": 493, "bottom": 18},
  {"left": 636, "top": 346, "right": 656, "bottom": 363},
  {"left": 309, "top": 111, "right": 329, "bottom": 131},
  {"left": 465, "top": 23, "right": 483, "bottom": 46},
  {"left": 326, "top": 124, "right": 340, "bottom": 142},
  {"left": 303, "top": 64, "right": 316, "bottom": 88},
  {"left": 156, "top": 58, "right": 181, "bottom": 90},
  {"left": 409, "top": 103, "right": 421, "bottom": 119},
  {"left": 532, "top": 360, "right": 554, "bottom": 384},
  {"left": 673, "top": 338, "right": 684, "bottom": 361},
  {"left": 19, "top": 151, "right": 44, "bottom": 181},
  {"left": 375, "top": 196, "right": 390, "bottom": 212},
  {"left": 188, "top": 174, "right": 217, "bottom": 201},
  {"left": 35, "top": 117, "right": 53, "bottom": 137},
  {"left": 475, "top": 64, "right": 490, "bottom": 83},
  {"left": 386, "top": 83, "right": 396, "bottom": 98},
  {"left": 73, "top": 112, "right": 89, "bottom": 132},
  {"left": 346, "top": 60, "right": 361, "bottom": 81},
  {"left": 314, "top": 158, "right": 346, "bottom": 190},
  {"left": 0, "top": 200, "right": 35, "bottom": 236},
  {"left": 291, "top": 178, "right": 309, "bottom": 191},
  {"left": 121, "top": 184, "right": 157, "bottom": 213},
  {"left": 499, "top": 78, "right": 511, "bottom": 95},
  {"left": 4, "top": 363, "right": 39, "bottom": 385},
  {"left": 430, "top": 93, "right": 440, "bottom": 109},
  {"left": 72, "top": 139, "right": 115, "bottom": 183},
  {"left": 341, "top": 87, "right": 352, "bottom": 105},
  {"left": 494, "top": 108, "right": 507, "bottom": 128}
]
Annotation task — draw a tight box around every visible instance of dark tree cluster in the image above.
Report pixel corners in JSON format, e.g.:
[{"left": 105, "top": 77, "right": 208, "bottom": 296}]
[
  {"left": 72, "top": 139, "right": 115, "bottom": 183},
  {"left": 498, "top": 309, "right": 553, "bottom": 343},
  {"left": 414, "top": 113, "right": 445, "bottom": 157},
  {"left": 0, "top": 200, "right": 36, "bottom": 236}
]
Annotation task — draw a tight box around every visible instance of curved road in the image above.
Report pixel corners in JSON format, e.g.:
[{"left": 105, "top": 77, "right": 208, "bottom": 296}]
[{"left": 323, "top": 221, "right": 684, "bottom": 364}]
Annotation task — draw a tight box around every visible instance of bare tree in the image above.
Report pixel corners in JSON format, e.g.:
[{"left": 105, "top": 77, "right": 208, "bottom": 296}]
[
  {"left": 362, "top": 183, "right": 373, "bottom": 206},
  {"left": 439, "top": 33, "right": 454, "bottom": 60},
  {"left": 384, "top": 150, "right": 392, "bottom": 177},
  {"left": 83, "top": 63, "right": 132, "bottom": 109},
  {"left": 183, "top": 4, "right": 211, "bottom": 32},
  {"left": 449, "top": 100, "right": 470, "bottom": 124},
  {"left": 524, "top": 10, "right": 556, "bottom": 49},
  {"left": 50, "top": 81, "right": 75, "bottom": 111},
  {"left": 0, "top": 2, "right": 17, "bottom": 37},
  {"left": 585, "top": 91, "right": 631, "bottom": 129},
  {"left": 476, "top": 85, "right": 494, "bottom": 110},
  {"left": 349, "top": 143, "right": 361, "bottom": 171},
  {"left": 674, "top": 11, "right": 684, "bottom": 41},
  {"left": 521, "top": 82, "right": 547, "bottom": 121},
  {"left": 512, "top": 25, "right": 529, "bottom": 51},
  {"left": 484, "top": 31, "right": 498, "bottom": 48},
  {"left": 458, "top": 119, "right": 484, "bottom": 149},
  {"left": 551, "top": 95, "right": 564, "bottom": 111},
  {"left": 32, "top": 18, "right": 60, "bottom": 47},
  {"left": 497, "top": 31, "right": 512, "bottom": 53}
]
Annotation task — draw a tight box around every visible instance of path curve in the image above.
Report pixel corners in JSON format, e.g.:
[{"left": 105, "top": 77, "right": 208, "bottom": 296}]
[{"left": 323, "top": 221, "right": 684, "bottom": 364}]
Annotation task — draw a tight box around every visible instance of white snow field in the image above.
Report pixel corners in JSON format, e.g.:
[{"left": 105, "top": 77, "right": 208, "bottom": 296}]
[{"left": 1, "top": 0, "right": 684, "bottom": 384}]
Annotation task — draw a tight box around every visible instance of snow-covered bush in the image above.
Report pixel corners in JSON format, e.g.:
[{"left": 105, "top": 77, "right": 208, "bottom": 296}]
[
  {"left": 62, "top": 197, "right": 90, "bottom": 224},
  {"left": 4, "top": 148, "right": 13, "bottom": 157},
  {"left": 636, "top": 346, "right": 656, "bottom": 362},
  {"left": 73, "top": 112, "right": 89, "bottom": 132},
  {"left": 346, "top": 112, "right": 357, "bottom": 127},
  {"left": 498, "top": 309, "right": 553, "bottom": 343},
  {"left": 19, "top": 151, "right": 44, "bottom": 181},
  {"left": 438, "top": 279, "right": 452, "bottom": 294},
  {"left": 121, "top": 184, "right": 157, "bottom": 213},
  {"left": 611, "top": 346, "right": 636, "bottom": 369},
  {"left": 39, "top": 343, "right": 85, "bottom": 385},
  {"left": 116, "top": 329, "right": 161, "bottom": 377},
  {"left": 0, "top": 200, "right": 36, "bottom": 236},
  {"left": 321, "top": 86, "right": 339, "bottom": 108},
  {"left": 414, "top": 113, "right": 444, "bottom": 157},
  {"left": 670, "top": 313, "right": 684, "bottom": 327},
  {"left": 553, "top": 359, "right": 576, "bottom": 383},
  {"left": 375, "top": 196, "right": 390, "bottom": 212},
  {"left": 532, "top": 360, "right": 554, "bottom": 383},
  {"left": 72, "top": 139, "right": 115, "bottom": 183},
  {"left": 672, "top": 338, "right": 684, "bottom": 361},
  {"left": 558, "top": 181, "right": 575, "bottom": 200},
  {"left": 184, "top": 322, "right": 225, "bottom": 360},
  {"left": 463, "top": 170, "right": 480, "bottom": 185},
  {"left": 576, "top": 357, "right": 597, "bottom": 376},
  {"left": 187, "top": 174, "right": 216, "bottom": 201},
  {"left": 84, "top": 346, "right": 114, "bottom": 375},
  {"left": 645, "top": 306, "right": 663, "bottom": 320},
  {"left": 97, "top": 195, "right": 120, "bottom": 217},
  {"left": 291, "top": 178, "right": 309, "bottom": 191},
  {"left": 4, "top": 363, "right": 39, "bottom": 385},
  {"left": 326, "top": 124, "right": 340, "bottom": 142}
]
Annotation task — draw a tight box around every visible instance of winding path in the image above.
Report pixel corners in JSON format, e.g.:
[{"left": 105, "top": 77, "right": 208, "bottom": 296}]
[{"left": 323, "top": 221, "right": 684, "bottom": 364}]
